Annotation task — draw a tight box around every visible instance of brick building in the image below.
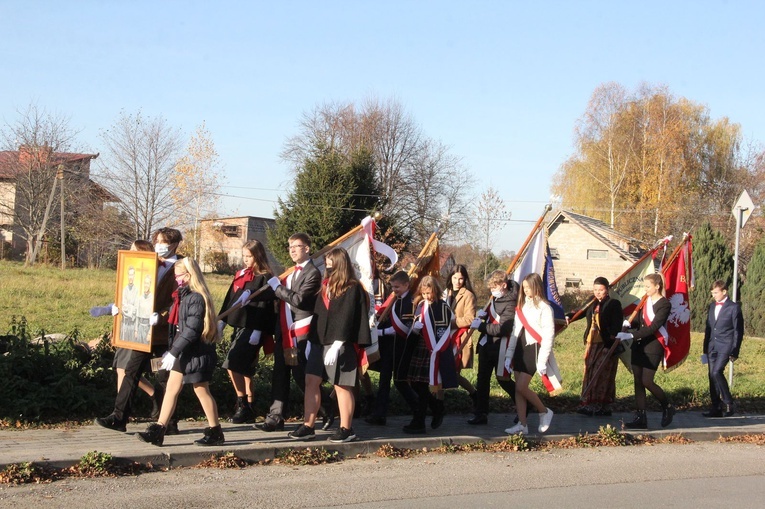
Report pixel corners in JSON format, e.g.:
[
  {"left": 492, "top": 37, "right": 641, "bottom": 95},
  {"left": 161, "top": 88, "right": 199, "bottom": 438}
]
[
  {"left": 198, "top": 216, "right": 282, "bottom": 274},
  {"left": 547, "top": 210, "right": 647, "bottom": 294}
]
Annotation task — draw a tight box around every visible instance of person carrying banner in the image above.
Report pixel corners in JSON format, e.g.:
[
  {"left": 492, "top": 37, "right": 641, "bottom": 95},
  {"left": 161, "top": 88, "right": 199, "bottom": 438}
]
[
  {"left": 702, "top": 279, "right": 744, "bottom": 417},
  {"left": 289, "top": 247, "right": 372, "bottom": 442},
  {"left": 366, "top": 270, "right": 420, "bottom": 425},
  {"left": 444, "top": 264, "right": 478, "bottom": 404},
  {"left": 257, "top": 232, "right": 331, "bottom": 432},
  {"left": 616, "top": 273, "right": 675, "bottom": 429},
  {"left": 503, "top": 273, "right": 557, "bottom": 435},
  {"left": 218, "top": 240, "right": 276, "bottom": 424},
  {"left": 400, "top": 275, "right": 456, "bottom": 433},
  {"left": 575, "top": 277, "right": 623, "bottom": 416},
  {"left": 467, "top": 270, "right": 519, "bottom": 426}
]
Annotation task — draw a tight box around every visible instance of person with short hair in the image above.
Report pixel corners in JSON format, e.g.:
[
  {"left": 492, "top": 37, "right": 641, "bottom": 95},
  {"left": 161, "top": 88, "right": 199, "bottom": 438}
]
[
  {"left": 702, "top": 279, "right": 744, "bottom": 417},
  {"left": 617, "top": 273, "right": 675, "bottom": 429}
]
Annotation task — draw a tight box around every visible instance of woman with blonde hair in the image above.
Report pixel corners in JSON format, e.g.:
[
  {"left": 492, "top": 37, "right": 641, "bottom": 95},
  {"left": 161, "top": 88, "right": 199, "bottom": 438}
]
[
  {"left": 616, "top": 272, "right": 674, "bottom": 429},
  {"left": 503, "top": 273, "right": 557, "bottom": 435},
  {"left": 138, "top": 257, "right": 224, "bottom": 446}
]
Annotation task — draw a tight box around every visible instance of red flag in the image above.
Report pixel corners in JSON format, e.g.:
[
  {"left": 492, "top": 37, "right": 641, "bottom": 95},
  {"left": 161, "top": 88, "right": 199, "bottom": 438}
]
[{"left": 660, "top": 237, "right": 693, "bottom": 371}]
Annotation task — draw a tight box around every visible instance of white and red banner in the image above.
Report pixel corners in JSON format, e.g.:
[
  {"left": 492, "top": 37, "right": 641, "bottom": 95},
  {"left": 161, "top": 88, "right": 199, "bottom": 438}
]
[
  {"left": 660, "top": 236, "right": 693, "bottom": 371},
  {"left": 610, "top": 255, "right": 656, "bottom": 317}
]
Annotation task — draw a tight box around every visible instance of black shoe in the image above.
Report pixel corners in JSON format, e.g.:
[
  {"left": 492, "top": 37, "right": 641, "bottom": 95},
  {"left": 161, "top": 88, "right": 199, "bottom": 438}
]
[
  {"left": 150, "top": 386, "right": 164, "bottom": 421},
  {"left": 329, "top": 427, "right": 358, "bottom": 443},
  {"left": 661, "top": 404, "right": 675, "bottom": 428},
  {"left": 364, "top": 415, "right": 387, "bottom": 426},
  {"left": 137, "top": 423, "right": 165, "bottom": 446},
  {"left": 624, "top": 410, "right": 647, "bottom": 430},
  {"left": 287, "top": 424, "right": 316, "bottom": 441},
  {"left": 95, "top": 414, "right": 127, "bottom": 432},
  {"left": 164, "top": 420, "right": 179, "bottom": 436},
  {"left": 576, "top": 406, "right": 594, "bottom": 416},
  {"left": 723, "top": 405, "right": 735, "bottom": 417},
  {"left": 402, "top": 420, "right": 426, "bottom": 434},
  {"left": 467, "top": 414, "right": 487, "bottom": 425},
  {"left": 255, "top": 418, "right": 284, "bottom": 432},
  {"left": 194, "top": 425, "right": 225, "bottom": 446},
  {"left": 702, "top": 408, "right": 723, "bottom": 418},
  {"left": 231, "top": 402, "right": 256, "bottom": 424}
]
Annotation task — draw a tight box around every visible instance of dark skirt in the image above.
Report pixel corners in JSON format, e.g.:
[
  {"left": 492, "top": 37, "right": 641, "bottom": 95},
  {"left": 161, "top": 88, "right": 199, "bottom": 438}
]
[
  {"left": 112, "top": 347, "right": 131, "bottom": 370},
  {"left": 631, "top": 338, "right": 664, "bottom": 370},
  {"left": 172, "top": 343, "right": 217, "bottom": 384},
  {"left": 581, "top": 341, "right": 618, "bottom": 405},
  {"left": 305, "top": 341, "right": 327, "bottom": 379},
  {"left": 222, "top": 327, "right": 261, "bottom": 377},
  {"left": 512, "top": 339, "right": 538, "bottom": 377},
  {"left": 403, "top": 336, "right": 457, "bottom": 388},
  {"left": 314, "top": 343, "right": 358, "bottom": 387}
]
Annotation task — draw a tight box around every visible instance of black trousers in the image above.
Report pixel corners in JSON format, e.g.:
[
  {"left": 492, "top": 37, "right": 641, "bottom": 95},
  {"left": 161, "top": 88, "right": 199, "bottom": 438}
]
[
  {"left": 112, "top": 347, "right": 168, "bottom": 422},
  {"left": 708, "top": 349, "right": 734, "bottom": 408},
  {"left": 475, "top": 338, "right": 516, "bottom": 415},
  {"left": 267, "top": 339, "right": 329, "bottom": 421},
  {"left": 372, "top": 335, "right": 419, "bottom": 417}
]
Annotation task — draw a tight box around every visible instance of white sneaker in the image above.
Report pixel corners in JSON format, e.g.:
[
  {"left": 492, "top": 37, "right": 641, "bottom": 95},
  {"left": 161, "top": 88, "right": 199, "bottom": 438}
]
[
  {"left": 539, "top": 408, "right": 554, "bottom": 433},
  {"left": 504, "top": 422, "right": 528, "bottom": 435}
]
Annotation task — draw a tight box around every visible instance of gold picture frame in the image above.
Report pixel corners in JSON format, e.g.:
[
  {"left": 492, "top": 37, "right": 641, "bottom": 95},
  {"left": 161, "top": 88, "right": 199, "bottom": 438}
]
[{"left": 113, "top": 250, "right": 158, "bottom": 352}]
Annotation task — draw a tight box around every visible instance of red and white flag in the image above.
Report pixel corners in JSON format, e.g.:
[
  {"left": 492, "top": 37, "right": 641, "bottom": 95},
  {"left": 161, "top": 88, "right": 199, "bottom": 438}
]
[{"left": 660, "top": 236, "right": 693, "bottom": 371}]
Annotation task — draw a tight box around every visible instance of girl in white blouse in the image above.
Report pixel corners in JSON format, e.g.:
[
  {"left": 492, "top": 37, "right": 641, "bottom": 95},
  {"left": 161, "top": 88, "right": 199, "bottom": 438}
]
[{"left": 503, "top": 273, "right": 557, "bottom": 434}]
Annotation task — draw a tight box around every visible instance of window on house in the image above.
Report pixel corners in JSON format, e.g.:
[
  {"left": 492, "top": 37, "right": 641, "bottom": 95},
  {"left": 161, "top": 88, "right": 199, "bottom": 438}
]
[
  {"left": 587, "top": 249, "right": 607, "bottom": 260},
  {"left": 549, "top": 247, "right": 560, "bottom": 259},
  {"left": 565, "top": 278, "right": 582, "bottom": 289},
  {"left": 221, "top": 225, "right": 241, "bottom": 237}
]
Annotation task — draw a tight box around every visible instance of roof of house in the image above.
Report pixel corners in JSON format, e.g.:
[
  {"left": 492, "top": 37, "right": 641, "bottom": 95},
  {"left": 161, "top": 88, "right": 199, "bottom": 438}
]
[
  {"left": 0, "top": 150, "right": 99, "bottom": 179},
  {"left": 547, "top": 209, "right": 645, "bottom": 262}
]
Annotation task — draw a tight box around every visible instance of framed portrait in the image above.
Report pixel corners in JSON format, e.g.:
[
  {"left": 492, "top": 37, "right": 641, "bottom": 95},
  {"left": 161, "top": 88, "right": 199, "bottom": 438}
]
[{"left": 113, "top": 250, "right": 158, "bottom": 352}]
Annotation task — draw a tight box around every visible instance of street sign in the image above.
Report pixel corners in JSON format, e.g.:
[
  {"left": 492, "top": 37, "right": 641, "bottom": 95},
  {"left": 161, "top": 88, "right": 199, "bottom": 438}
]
[{"left": 732, "top": 190, "right": 755, "bottom": 227}]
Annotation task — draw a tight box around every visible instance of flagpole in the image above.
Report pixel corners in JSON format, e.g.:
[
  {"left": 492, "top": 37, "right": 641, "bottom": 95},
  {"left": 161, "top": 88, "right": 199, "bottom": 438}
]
[
  {"left": 568, "top": 238, "right": 667, "bottom": 324},
  {"left": 505, "top": 204, "right": 552, "bottom": 276}
]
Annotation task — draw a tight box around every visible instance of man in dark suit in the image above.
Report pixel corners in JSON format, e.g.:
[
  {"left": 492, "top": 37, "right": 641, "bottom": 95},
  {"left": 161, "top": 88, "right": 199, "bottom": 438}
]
[
  {"left": 96, "top": 227, "right": 182, "bottom": 432},
  {"left": 702, "top": 279, "right": 744, "bottom": 417},
  {"left": 256, "top": 232, "right": 326, "bottom": 431}
]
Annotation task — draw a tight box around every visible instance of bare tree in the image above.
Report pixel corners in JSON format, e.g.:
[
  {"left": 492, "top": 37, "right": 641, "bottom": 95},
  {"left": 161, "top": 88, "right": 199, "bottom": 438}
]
[
  {"left": 473, "top": 186, "right": 511, "bottom": 279},
  {"left": 97, "top": 110, "right": 183, "bottom": 239},
  {"left": 0, "top": 104, "right": 81, "bottom": 265}
]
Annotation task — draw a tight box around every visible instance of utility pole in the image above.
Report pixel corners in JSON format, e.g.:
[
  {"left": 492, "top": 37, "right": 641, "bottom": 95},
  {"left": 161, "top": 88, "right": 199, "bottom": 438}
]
[{"left": 58, "top": 164, "right": 65, "bottom": 269}]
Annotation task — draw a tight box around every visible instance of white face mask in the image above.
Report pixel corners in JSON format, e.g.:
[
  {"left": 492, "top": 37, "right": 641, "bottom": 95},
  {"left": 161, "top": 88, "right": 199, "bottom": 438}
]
[
  {"left": 491, "top": 289, "right": 503, "bottom": 299},
  {"left": 155, "top": 243, "right": 170, "bottom": 258}
]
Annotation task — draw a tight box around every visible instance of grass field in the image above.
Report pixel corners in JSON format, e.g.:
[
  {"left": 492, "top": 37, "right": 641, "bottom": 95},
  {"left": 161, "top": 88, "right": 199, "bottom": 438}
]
[{"left": 3, "top": 259, "right": 764, "bottom": 415}]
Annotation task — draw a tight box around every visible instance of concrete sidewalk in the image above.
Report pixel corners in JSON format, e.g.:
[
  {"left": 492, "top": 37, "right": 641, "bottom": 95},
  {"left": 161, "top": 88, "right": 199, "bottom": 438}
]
[{"left": 2, "top": 411, "right": 764, "bottom": 469}]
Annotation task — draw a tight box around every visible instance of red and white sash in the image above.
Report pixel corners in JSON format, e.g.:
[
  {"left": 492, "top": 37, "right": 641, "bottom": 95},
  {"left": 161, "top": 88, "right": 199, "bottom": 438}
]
[
  {"left": 279, "top": 274, "right": 312, "bottom": 349},
  {"left": 419, "top": 301, "right": 452, "bottom": 387},
  {"left": 391, "top": 298, "right": 412, "bottom": 337},
  {"left": 642, "top": 298, "right": 670, "bottom": 368},
  {"left": 515, "top": 306, "right": 562, "bottom": 394},
  {"left": 484, "top": 300, "right": 512, "bottom": 378}
]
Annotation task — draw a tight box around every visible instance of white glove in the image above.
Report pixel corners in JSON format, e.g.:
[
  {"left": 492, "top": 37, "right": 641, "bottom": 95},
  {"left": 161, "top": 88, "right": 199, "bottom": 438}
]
[
  {"left": 149, "top": 312, "right": 159, "bottom": 326},
  {"left": 305, "top": 341, "right": 312, "bottom": 359},
  {"left": 249, "top": 330, "right": 261, "bottom": 345},
  {"left": 380, "top": 326, "right": 395, "bottom": 336},
  {"left": 412, "top": 322, "right": 424, "bottom": 333},
  {"left": 504, "top": 357, "right": 512, "bottom": 374},
  {"left": 470, "top": 318, "right": 483, "bottom": 329},
  {"left": 324, "top": 341, "right": 343, "bottom": 366},
  {"left": 477, "top": 310, "right": 488, "bottom": 319},
  {"left": 537, "top": 364, "right": 547, "bottom": 376},
  {"left": 160, "top": 352, "right": 176, "bottom": 371},
  {"left": 217, "top": 320, "right": 226, "bottom": 335},
  {"left": 111, "top": 305, "right": 120, "bottom": 316},
  {"left": 90, "top": 305, "right": 113, "bottom": 317},
  {"left": 622, "top": 319, "right": 631, "bottom": 329},
  {"left": 233, "top": 289, "right": 251, "bottom": 307},
  {"left": 616, "top": 332, "right": 633, "bottom": 341},
  {"left": 267, "top": 276, "right": 281, "bottom": 291}
]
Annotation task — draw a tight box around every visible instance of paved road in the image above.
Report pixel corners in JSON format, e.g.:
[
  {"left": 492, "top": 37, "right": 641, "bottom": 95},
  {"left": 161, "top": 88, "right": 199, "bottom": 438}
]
[{"left": 2, "top": 442, "right": 765, "bottom": 508}]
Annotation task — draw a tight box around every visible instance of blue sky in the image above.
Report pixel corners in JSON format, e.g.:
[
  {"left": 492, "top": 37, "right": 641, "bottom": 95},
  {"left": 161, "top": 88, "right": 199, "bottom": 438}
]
[{"left": 1, "top": 1, "right": 762, "bottom": 253}]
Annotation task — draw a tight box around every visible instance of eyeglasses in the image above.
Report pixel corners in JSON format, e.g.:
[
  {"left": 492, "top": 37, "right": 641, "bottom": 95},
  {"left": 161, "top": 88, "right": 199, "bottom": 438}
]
[{"left": 288, "top": 244, "right": 307, "bottom": 251}]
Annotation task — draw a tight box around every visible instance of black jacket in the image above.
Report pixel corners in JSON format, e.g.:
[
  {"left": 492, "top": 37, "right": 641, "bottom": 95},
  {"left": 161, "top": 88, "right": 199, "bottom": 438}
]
[
  {"left": 477, "top": 280, "right": 520, "bottom": 342},
  {"left": 274, "top": 261, "right": 322, "bottom": 323},
  {"left": 584, "top": 295, "right": 623, "bottom": 348},
  {"left": 703, "top": 299, "right": 744, "bottom": 358},
  {"left": 169, "top": 286, "right": 216, "bottom": 376},
  {"left": 311, "top": 282, "right": 372, "bottom": 346},
  {"left": 629, "top": 297, "right": 671, "bottom": 344},
  {"left": 219, "top": 272, "right": 276, "bottom": 331}
]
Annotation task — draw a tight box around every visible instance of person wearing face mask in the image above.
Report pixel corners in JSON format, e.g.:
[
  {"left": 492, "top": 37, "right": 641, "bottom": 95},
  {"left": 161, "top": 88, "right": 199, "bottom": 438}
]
[
  {"left": 96, "top": 228, "right": 183, "bottom": 434},
  {"left": 399, "top": 275, "right": 456, "bottom": 434},
  {"left": 137, "top": 257, "right": 223, "bottom": 446},
  {"left": 467, "top": 270, "right": 520, "bottom": 426},
  {"left": 574, "top": 277, "right": 623, "bottom": 417}
]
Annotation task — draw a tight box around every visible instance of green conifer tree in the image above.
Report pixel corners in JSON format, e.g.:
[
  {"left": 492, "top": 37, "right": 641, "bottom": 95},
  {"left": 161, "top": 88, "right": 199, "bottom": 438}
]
[
  {"left": 740, "top": 239, "right": 765, "bottom": 337},
  {"left": 689, "top": 223, "right": 734, "bottom": 332}
]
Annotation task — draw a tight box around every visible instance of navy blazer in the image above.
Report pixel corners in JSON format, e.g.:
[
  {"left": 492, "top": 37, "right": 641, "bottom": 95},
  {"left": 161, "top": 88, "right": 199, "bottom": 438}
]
[{"left": 703, "top": 299, "right": 744, "bottom": 358}]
